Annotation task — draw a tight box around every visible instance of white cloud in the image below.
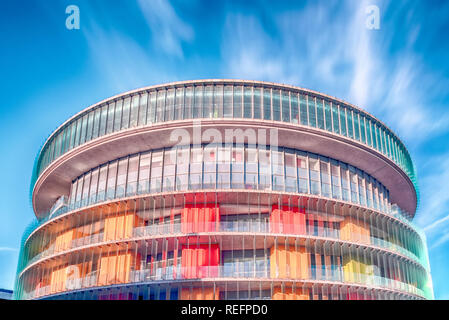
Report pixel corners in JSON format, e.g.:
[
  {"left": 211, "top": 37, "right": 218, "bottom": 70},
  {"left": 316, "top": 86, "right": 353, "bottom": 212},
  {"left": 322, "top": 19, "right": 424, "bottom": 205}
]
[
  {"left": 137, "top": 0, "right": 193, "bottom": 58},
  {"left": 81, "top": 23, "right": 176, "bottom": 93},
  {"left": 220, "top": 0, "right": 449, "bottom": 144},
  {"left": 0, "top": 247, "right": 18, "bottom": 252}
]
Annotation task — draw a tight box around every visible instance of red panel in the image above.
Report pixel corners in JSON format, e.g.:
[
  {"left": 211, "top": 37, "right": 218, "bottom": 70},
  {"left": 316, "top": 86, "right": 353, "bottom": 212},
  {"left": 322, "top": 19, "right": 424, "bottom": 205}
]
[
  {"left": 181, "top": 204, "right": 220, "bottom": 233},
  {"left": 181, "top": 244, "right": 220, "bottom": 279},
  {"left": 271, "top": 205, "right": 306, "bottom": 235}
]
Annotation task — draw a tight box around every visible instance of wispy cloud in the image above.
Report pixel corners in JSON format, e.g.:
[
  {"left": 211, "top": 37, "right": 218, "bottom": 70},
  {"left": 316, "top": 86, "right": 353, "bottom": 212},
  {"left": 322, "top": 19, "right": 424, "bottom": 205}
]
[
  {"left": 220, "top": 0, "right": 449, "bottom": 144},
  {"left": 0, "top": 247, "right": 18, "bottom": 252},
  {"left": 137, "top": 0, "right": 193, "bottom": 58}
]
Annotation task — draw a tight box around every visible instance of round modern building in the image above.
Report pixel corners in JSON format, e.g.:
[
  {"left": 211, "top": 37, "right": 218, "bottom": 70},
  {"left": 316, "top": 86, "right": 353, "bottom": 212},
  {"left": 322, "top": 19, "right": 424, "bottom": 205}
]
[{"left": 15, "top": 79, "right": 433, "bottom": 300}]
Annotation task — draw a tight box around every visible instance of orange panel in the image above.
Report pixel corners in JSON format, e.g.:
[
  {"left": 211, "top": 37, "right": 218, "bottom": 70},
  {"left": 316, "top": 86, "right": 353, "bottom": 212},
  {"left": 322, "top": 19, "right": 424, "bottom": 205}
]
[
  {"left": 271, "top": 245, "right": 309, "bottom": 279},
  {"left": 103, "top": 212, "right": 135, "bottom": 241},
  {"left": 182, "top": 287, "right": 219, "bottom": 300},
  {"left": 340, "top": 217, "right": 370, "bottom": 244}
]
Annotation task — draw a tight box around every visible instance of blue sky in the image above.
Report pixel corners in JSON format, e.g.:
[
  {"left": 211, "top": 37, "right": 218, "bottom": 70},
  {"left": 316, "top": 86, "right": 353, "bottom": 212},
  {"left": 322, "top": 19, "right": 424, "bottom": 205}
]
[{"left": 0, "top": 0, "right": 448, "bottom": 298}]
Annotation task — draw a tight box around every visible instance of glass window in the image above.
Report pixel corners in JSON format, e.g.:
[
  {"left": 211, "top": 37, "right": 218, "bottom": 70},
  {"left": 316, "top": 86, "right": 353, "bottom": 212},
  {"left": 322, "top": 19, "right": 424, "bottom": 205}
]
[
  {"left": 193, "top": 86, "right": 203, "bottom": 119},
  {"left": 339, "top": 106, "right": 347, "bottom": 136},
  {"left": 213, "top": 85, "right": 223, "bottom": 118},
  {"left": 203, "top": 145, "right": 216, "bottom": 189},
  {"left": 232, "top": 147, "right": 244, "bottom": 189},
  {"left": 272, "top": 150, "right": 284, "bottom": 191},
  {"left": 138, "top": 152, "right": 151, "bottom": 194},
  {"left": 116, "top": 158, "right": 128, "bottom": 198},
  {"left": 263, "top": 88, "right": 271, "bottom": 120},
  {"left": 244, "top": 86, "right": 252, "bottom": 118},
  {"left": 259, "top": 149, "right": 271, "bottom": 190},
  {"left": 320, "top": 159, "right": 331, "bottom": 198},
  {"left": 81, "top": 172, "right": 91, "bottom": 207},
  {"left": 106, "top": 161, "right": 117, "bottom": 200},
  {"left": 106, "top": 102, "right": 115, "bottom": 134},
  {"left": 217, "top": 147, "right": 230, "bottom": 189},
  {"left": 165, "top": 89, "right": 175, "bottom": 122},
  {"left": 92, "top": 108, "right": 101, "bottom": 139},
  {"left": 151, "top": 151, "right": 163, "bottom": 192},
  {"left": 75, "top": 117, "right": 83, "bottom": 147},
  {"left": 68, "top": 121, "right": 77, "bottom": 151},
  {"left": 353, "top": 112, "right": 360, "bottom": 141},
  {"left": 190, "top": 147, "right": 202, "bottom": 190},
  {"left": 130, "top": 95, "right": 140, "bottom": 127},
  {"left": 347, "top": 110, "right": 354, "bottom": 139},
  {"left": 148, "top": 91, "right": 157, "bottom": 124},
  {"left": 324, "top": 101, "right": 332, "bottom": 132},
  {"left": 366, "top": 118, "right": 373, "bottom": 147},
  {"left": 75, "top": 176, "right": 83, "bottom": 208},
  {"left": 86, "top": 112, "right": 94, "bottom": 142},
  {"left": 233, "top": 85, "right": 243, "bottom": 118},
  {"left": 184, "top": 86, "right": 193, "bottom": 119},
  {"left": 176, "top": 147, "right": 189, "bottom": 190},
  {"left": 89, "top": 168, "right": 99, "bottom": 205},
  {"left": 61, "top": 126, "right": 70, "bottom": 154},
  {"left": 359, "top": 115, "right": 366, "bottom": 143},
  {"left": 127, "top": 155, "right": 139, "bottom": 196},
  {"left": 299, "top": 94, "right": 308, "bottom": 126},
  {"left": 340, "top": 164, "right": 349, "bottom": 201},
  {"left": 203, "top": 85, "right": 213, "bottom": 118},
  {"left": 331, "top": 103, "right": 340, "bottom": 134},
  {"left": 79, "top": 114, "right": 88, "bottom": 145},
  {"left": 138, "top": 92, "right": 148, "bottom": 126},
  {"left": 245, "top": 148, "right": 258, "bottom": 189},
  {"left": 253, "top": 87, "right": 262, "bottom": 119},
  {"left": 331, "top": 160, "right": 341, "bottom": 200},
  {"left": 156, "top": 90, "right": 165, "bottom": 123},
  {"left": 291, "top": 92, "right": 299, "bottom": 124},
  {"left": 285, "top": 152, "right": 296, "bottom": 192},
  {"left": 122, "top": 97, "right": 131, "bottom": 129},
  {"left": 174, "top": 87, "right": 184, "bottom": 120},
  {"left": 163, "top": 150, "right": 176, "bottom": 192},
  {"left": 113, "top": 100, "right": 123, "bottom": 132},
  {"left": 272, "top": 89, "right": 281, "bottom": 121},
  {"left": 307, "top": 96, "right": 317, "bottom": 128},
  {"left": 316, "top": 99, "right": 324, "bottom": 130},
  {"left": 281, "top": 90, "right": 290, "bottom": 122},
  {"left": 97, "top": 165, "right": 108, "bottom": 202},
  {"left": 223, "top": 85, "right": 233, "bottom": 118},
  {"left": 309, "top": 157, "right": 320, "bottom": 195}
]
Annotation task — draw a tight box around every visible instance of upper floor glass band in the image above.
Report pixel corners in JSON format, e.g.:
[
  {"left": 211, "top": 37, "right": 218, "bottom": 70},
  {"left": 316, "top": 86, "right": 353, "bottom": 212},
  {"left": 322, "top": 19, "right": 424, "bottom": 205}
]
[
  {"left": 67, "top": 145, "right": 393, "bottom": 217},
  {"left": 31, "top": 80, "right": 418, "bottom": 206}
]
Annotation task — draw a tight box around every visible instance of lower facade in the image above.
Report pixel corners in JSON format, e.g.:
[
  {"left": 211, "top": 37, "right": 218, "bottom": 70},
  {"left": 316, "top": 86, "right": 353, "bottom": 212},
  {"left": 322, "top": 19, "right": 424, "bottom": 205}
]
[{"left": 15, "top": 191, "right": 432, "bottom": 300}]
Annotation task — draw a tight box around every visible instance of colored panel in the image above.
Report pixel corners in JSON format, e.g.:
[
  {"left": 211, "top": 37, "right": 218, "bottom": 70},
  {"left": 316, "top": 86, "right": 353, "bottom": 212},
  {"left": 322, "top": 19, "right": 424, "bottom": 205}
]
[
  {"left": 180, "top": 287, "right": 219, "bottom": 300},
  {"left": 270, "top": 245, "right": 309, "bottom": 279},
  {"left": 270, "top": 205, "right": 306, "bottom": 235},
  {"left": 272, "top": 287, "right": 309, "bottom": 300},
  {"left": 103, "top": 212, "right": 135, "bottom": 241},
  {"left": 54, "top": 229, "right": 74, "bottom": 252},
  {"left": 181, "top": 244, "right": 219, "bottom": 279},
  {"left": 340, "top": 217, "right": 371, "bottom": 244},
  {"left": 181, "top": 205, "right": 220, "bottom": 233}
]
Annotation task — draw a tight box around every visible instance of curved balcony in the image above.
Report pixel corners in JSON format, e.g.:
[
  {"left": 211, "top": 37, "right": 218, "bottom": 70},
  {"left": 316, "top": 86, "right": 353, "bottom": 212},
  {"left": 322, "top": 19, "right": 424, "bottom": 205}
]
[
  {"left": 20, "top": 191, "right": 428, "bottom": 272},
  {"left": 21, "top": 266, "right": 426, "bottom": 300},
  {"left": 20, "top": 221, "right": 426, "bottom": 276}
]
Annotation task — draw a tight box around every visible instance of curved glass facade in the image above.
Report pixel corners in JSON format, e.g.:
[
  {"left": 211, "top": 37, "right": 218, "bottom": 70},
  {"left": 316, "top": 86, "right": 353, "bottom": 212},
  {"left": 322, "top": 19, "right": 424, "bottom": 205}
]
[
  {"left": 31, "top": 81, "right": 417, "bottom": 206},
  {"left": 67, "top": 145, "right": 393, "bottom": 214},
  {"left": 16, "top": 80, "right": 432, "bottom": 300},
  {"left": 16, "top": 193, "right": 431, "bottom": 300}
]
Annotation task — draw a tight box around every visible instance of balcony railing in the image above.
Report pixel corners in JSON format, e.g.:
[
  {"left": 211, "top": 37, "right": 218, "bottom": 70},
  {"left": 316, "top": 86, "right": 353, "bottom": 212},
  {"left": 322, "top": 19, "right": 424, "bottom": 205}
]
[
  {"left": 22, "top": 222, "right": 424, "bottom": 274},
  {"left": 20, "top": 265, "right": 425, "bottom": 300}
]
